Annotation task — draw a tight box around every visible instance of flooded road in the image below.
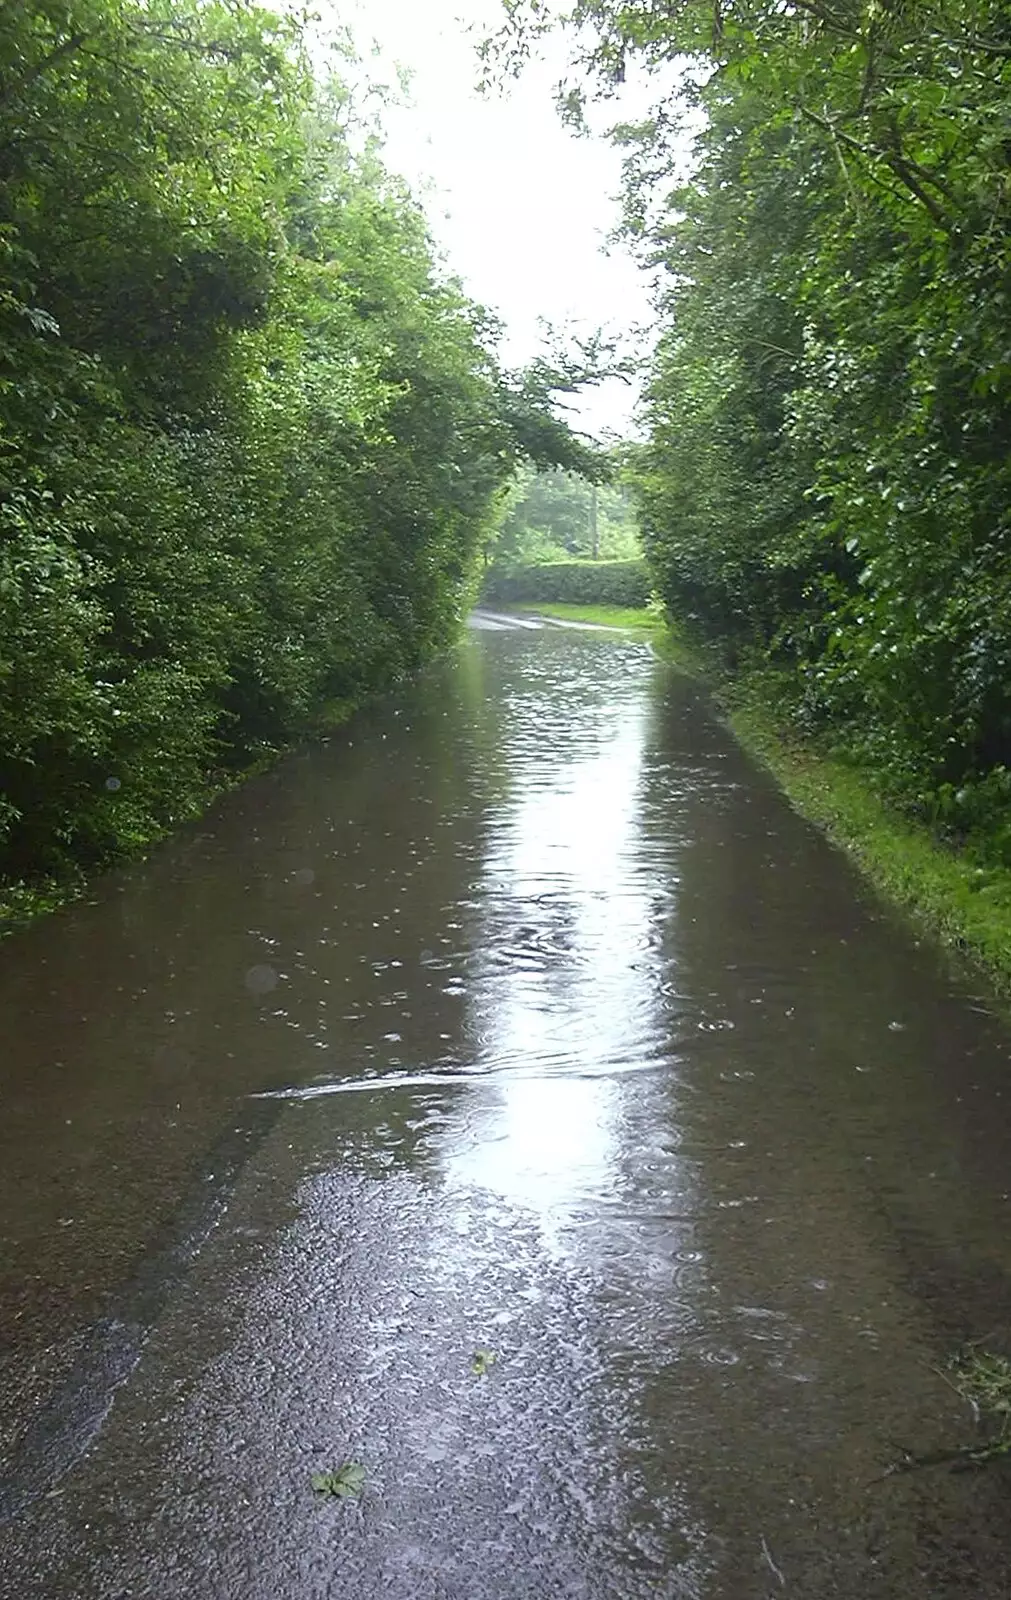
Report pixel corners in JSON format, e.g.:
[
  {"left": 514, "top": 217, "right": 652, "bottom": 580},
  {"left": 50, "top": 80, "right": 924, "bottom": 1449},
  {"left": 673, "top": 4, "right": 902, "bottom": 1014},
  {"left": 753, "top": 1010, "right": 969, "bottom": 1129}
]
[{"left": 2, "top": 612, "right": 1011, "bottom": 1597}]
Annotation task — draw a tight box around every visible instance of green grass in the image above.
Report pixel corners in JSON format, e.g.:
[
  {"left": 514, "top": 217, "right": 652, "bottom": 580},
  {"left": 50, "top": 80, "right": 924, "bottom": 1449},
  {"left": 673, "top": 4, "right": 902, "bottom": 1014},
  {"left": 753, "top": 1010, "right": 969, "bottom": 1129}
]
[
  {"left": 512, "top": 601, "right": 668, "bottom": 638},
  {"left": 524, "top": 599, "right": 1011, "bottom": 993},
  {"left": 727, "top": 690, "right": 1011, "bottom": 990},
  {"left": 888, "top": 1346, "right": 1011, "bottom": 1474}
]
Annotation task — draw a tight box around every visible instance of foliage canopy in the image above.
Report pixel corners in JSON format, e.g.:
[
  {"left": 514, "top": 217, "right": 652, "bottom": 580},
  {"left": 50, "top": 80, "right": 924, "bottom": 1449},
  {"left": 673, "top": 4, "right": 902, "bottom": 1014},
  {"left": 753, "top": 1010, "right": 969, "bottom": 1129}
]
[{"left": 0, "top": 0, "right": 602, "bottom": 887}]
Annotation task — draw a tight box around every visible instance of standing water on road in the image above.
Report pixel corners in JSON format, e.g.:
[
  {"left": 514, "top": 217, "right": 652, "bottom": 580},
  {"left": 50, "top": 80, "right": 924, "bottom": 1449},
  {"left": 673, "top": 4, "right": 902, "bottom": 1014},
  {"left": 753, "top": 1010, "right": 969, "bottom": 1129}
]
[{"left": 2, "top": 614, "right": 1011, "bottom": 1597}]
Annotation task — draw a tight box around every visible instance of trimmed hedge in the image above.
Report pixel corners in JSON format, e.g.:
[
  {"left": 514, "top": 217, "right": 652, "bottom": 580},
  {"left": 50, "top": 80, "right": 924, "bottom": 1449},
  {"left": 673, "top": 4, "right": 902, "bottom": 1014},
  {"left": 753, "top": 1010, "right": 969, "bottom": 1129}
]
[{"left": 482, "top": 558, "right": 650, "bottom": 609}]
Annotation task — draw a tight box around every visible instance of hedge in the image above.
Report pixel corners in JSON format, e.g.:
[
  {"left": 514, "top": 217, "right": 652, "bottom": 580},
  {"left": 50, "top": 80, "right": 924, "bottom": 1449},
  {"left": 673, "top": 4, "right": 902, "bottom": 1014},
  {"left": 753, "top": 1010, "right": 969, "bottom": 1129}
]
[{"left": 481, "top": 559, "right": 651, "bottom": 609}]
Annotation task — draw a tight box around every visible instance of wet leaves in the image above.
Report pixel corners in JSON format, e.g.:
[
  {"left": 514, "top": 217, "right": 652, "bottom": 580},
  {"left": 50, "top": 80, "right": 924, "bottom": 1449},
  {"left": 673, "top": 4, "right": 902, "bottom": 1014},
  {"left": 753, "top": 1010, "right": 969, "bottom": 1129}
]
[
  {"left": 471, "top": 1347, "right": 498, "bottom": 1377},
  {"left": 881, "top": 1346, "right": 1011, "bottom": 1476},
  {"left": 311, "top": 1461, "right": 366, "bottom": 1499},
  {"left": 947, "top": 1347, "right": 1011, "bottom": 1412}
]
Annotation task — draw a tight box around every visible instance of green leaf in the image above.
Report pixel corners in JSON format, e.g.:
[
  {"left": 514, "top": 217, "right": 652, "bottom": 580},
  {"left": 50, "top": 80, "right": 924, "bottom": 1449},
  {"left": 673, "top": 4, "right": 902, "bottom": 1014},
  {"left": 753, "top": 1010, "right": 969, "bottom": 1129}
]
[
  {"left": 310, "top": 1461, "right": 367, "bottom": 1498},
  {"left": 471, "top": 1347, "right": 498, "bottom": 1377}
]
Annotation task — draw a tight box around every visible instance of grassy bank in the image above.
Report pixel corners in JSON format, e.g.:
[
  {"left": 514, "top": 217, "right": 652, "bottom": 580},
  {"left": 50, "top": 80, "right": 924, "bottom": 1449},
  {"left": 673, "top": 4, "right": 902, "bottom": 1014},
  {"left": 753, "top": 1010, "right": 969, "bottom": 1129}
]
[
  {"left": 728, "top": 685, "right": 1011, "bottom": 991},
  {"left": 513, "top": 602, "right": 668, "bottom": 638},
  {"left": 519, "top": 600, "right": 1011, "bottom": 994}
]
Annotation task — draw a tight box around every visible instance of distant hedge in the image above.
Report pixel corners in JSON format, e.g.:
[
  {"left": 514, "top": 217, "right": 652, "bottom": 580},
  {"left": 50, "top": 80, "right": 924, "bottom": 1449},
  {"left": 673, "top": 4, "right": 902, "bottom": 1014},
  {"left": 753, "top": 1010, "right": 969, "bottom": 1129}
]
[{"left": 482, "top": 559, "right": 651, "bottom": 609}]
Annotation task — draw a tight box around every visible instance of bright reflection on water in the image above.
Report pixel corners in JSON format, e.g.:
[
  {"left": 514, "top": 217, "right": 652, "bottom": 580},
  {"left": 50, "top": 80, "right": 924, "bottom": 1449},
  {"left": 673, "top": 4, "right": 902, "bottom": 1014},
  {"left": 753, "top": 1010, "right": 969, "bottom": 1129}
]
[{"left": 451, "top": 665, "right": 670, "bottom": 1229}]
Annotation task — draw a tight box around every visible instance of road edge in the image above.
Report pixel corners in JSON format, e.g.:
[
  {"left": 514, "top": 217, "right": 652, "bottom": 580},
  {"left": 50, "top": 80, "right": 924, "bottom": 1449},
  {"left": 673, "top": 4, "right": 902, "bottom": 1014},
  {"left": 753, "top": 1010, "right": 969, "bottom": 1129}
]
[{"left": 516, "top": 601, "right": 1011, "bottom": 998}]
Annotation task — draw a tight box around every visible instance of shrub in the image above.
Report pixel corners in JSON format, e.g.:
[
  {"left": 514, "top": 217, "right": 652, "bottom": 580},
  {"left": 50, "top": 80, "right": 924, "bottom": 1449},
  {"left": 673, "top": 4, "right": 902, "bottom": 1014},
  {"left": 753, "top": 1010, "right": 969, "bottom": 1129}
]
[{"left": 481, "top": 558, "right": 650, "bottom": 609}]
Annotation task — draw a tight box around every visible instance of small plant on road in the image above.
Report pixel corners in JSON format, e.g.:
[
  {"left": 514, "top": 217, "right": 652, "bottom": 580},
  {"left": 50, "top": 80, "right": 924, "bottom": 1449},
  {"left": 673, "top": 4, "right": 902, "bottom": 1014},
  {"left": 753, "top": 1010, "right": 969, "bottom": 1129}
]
[
  {"left": 945, "top": 1346, "right": 1011, "bottom": 1462},
  {"left": 311, "top": 1461, "right": 366, "bottom": 1499},
  {"left": 884, "top": 1346, "right": 1011, "bottom": 1476}
]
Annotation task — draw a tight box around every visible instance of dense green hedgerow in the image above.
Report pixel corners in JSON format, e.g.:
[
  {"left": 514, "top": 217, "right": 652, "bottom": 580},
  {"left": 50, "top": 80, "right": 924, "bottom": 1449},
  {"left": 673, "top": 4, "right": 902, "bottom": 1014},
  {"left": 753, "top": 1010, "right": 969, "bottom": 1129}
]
[
  {"left": 0, "top": 2, "right": 595, "bottom": 899},
  {"left": 481, "top": 558, "right": 650, "bottom": 609}
]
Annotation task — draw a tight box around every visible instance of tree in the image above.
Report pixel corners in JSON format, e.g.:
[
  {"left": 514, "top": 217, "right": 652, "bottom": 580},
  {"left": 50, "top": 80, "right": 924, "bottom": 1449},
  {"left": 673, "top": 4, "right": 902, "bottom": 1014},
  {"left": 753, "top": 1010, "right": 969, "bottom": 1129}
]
[{"left": 488, "top": 460, "right": 641, "bottom": 567}]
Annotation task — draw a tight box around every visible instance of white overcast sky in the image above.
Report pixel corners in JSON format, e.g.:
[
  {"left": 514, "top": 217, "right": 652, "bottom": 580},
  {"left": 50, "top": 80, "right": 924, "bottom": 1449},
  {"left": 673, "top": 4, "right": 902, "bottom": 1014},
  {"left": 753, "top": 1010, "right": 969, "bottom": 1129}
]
[{"left": 324, "top": 0, "right": 662, "bottom": 439}]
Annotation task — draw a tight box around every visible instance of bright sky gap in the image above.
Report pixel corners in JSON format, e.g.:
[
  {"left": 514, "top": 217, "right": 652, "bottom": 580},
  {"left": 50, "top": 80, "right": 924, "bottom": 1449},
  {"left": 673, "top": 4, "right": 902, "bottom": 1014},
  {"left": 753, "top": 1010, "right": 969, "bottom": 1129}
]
[{"left": 329, "top": 0, "right": 659, "bottom": 439}]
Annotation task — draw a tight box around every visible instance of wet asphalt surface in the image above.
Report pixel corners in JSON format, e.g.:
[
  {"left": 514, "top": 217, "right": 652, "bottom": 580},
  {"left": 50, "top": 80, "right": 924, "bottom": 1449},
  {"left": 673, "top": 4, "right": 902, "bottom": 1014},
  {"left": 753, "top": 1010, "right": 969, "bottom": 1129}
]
[{"left": 2, "top": 612, "right": 1011, "bottom": 1597}]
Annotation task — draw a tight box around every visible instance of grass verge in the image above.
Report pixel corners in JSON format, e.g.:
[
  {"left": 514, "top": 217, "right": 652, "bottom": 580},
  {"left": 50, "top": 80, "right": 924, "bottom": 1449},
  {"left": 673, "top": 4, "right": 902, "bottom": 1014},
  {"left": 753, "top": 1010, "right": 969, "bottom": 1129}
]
[
  {"left": 725, "top": 686, "right": 1011, "bottom": 991},
  {"left": 520, "top": 599, "right": 1011, "bottom": 994},
  {"left": 512, "top": 601, "right": 671, "bottom": 642}
]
